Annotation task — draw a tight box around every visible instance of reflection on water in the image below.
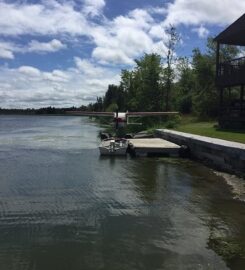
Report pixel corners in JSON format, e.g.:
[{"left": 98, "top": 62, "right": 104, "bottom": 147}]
[{"left": 0, "top": 115, "right": 244, "bottom": 270}]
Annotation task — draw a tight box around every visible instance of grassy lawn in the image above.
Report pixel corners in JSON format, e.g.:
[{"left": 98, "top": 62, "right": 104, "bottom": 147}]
[{"left": 174, "top": 121, "right": 245, "bottom": 144}]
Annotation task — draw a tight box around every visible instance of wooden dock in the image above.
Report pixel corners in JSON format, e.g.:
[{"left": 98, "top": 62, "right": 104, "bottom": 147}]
[{"left": 128, "top": 138, "right": 180, "bottom": 157}]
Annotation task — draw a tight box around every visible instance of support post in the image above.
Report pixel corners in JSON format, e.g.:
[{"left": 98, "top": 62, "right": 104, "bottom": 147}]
[
  {"left": 216, "top": 42, "right": 220, "bottom": 80},
  {"left": 241, "top": 85, "right": 244, "bottom": 112},
  {"left": 228, "top": 87, "right": 231, "bottom": 113},
  {"left": 219, "top": 88, "right": 224, "bottom": 110}
]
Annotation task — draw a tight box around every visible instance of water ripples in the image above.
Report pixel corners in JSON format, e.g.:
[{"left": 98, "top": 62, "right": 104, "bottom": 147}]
[{"left": 0, "top": 116, "right": 244, "bottom": 270}]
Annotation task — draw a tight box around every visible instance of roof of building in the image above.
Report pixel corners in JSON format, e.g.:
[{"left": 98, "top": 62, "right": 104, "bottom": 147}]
[{"left": 214, "top": 13, "right": 245, "bottom": 46}]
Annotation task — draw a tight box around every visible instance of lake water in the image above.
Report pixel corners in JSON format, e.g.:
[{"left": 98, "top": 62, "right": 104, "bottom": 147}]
[{"left": 0, "top": 115, "right": 244, "bottom": 270}]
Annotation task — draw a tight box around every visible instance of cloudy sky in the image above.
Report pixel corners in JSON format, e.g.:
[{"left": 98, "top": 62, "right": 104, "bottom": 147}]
[{"left": 0, "top": 0, "right": 244, "bottom": 108}]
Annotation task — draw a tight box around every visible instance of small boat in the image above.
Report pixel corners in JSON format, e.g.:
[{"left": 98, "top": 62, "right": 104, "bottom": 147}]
[{"left": 99, "top": 138, "right": 128, "bottom": 156}]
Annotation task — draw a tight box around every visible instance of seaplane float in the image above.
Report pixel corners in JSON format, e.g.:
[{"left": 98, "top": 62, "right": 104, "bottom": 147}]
[{"left": 67, "top": 110, "right": 178, "bottom": 155}]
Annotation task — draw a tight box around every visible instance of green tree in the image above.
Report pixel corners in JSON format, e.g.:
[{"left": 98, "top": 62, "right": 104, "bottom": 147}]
[
  {"left": 103, "top": 84, "right": 125, "bottom": 111},
  {"left": 192, "top": 47, "right": 217, "bottom": 118},
  {"left": 191, "top": 38, "right": 239, "bottom": 118},
  {"left": 163, "top": 25, "right": 180, "bottom": 111},
  {"left": 119, "top": 70, "right": 134, "bottom": 110},
  {"left": 133, "top": 53, "right": 163, "bottom": 111},
  {"left": 175, "top": 57, "right": 195, "bottom": 113}
]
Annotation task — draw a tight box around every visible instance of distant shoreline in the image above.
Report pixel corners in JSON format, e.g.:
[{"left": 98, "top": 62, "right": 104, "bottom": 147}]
[
  {"left": 0, "top": 113, "right": 68, "bottom": 116},
  {"left": 0, "top": 107, "right": 84, "bottom": 116}
]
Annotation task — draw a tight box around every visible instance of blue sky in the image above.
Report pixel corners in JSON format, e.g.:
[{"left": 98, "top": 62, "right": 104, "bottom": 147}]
[{"left": 0, "top": 0, "right": 244, "bottom": 108}]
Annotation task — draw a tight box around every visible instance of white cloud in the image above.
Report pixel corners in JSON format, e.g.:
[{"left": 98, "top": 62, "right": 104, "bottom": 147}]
[
  {"left": 18, "top": 66, "right": 41, "bottom": 76},
  {"left": 0, "top": 41, "right": 14, "bottom": 59},
  {"left": 164, "top": 0, "right": 245, "bottom": 26},
  {"left": 149, "top": 25, "right": 163, "bottom": 39},
  {"left": 114, "top": 9, "right": 153, "bottom": 30},
  {"left": 0, "top": 0, "right": 244, "bottom": 64},
  {"left": 0, "top": 1, "right": 90, "bottom": 36},
  {"left": 90, "top": 8, "right": 164, "bottom": 65},
  {"left": 83, "top": 0, "right": 105, "bottom": 17},
  {"left": 74, "top": 57, "right": 107, "bottom": 77},
  {"left": 0, "top": 38, "right": 66, "bottom": 59},
  {"left": 148, "top": 6, "right": 168, "bottom": 15},
  {"left": 0, "top": 60, "right": 120, "bottom": 108},
  {"left": 27, "top": 39, "right": 66, "bottom": 53},
  {"left": 0, "top": 1, "right": 173, "bottom": 66},
  {"left": 92, "top": 47, "right": 134, "bottom": 65},
  {"left": 0, "top": 1, "right": 166, "bottom": 65},
  {"left": 0, "top": 1, "right": 165, "bottom": 107},
  {"left": 1, "top": 0, "right": 244, "bottom": 108},
  {"left": 192, "top": 25, "right": 209, "bottom": 38},
  {"left": 43, "top": 70, "right": 70, "bottom": 83}
]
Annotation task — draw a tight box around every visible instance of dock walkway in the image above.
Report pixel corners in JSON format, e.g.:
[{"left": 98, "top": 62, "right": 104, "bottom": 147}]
[{"left": 128, "top": 138, "right": 180, "bottom": 157}]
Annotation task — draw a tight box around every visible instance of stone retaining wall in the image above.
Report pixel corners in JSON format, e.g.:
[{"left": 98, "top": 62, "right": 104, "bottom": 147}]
[{"left": 155, "top": 129, "right": 245, "bottom": 177}]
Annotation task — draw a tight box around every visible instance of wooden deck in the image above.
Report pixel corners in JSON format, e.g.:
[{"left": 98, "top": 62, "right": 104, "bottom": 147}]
[{"left": 128, "top": 138, "right": 180, "bottom": 157}]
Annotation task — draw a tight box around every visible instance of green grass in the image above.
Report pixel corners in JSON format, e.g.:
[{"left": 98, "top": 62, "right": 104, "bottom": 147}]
[{"left": 174, "top": 120, "right": 245, "bottom": 144}]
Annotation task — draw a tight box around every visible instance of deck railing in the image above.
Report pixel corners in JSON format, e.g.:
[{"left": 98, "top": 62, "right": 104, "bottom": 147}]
[{"left": 216, "top": 56, "right": 245, "bottom": 87}]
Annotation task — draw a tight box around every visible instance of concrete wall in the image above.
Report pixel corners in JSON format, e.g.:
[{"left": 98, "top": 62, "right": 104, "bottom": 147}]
[{"left": 155, "top": 129, "right": 245, "bottom": 178}]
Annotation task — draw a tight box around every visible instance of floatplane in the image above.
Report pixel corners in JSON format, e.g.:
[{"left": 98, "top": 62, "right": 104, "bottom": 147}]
[{"left": 67, "top": 110, "right": 178, "bottom": 155}]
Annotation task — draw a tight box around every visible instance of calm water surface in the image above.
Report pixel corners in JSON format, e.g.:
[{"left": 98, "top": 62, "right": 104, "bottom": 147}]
[{"left": 0, "top": 115, "right": 244, "bottom": 270}]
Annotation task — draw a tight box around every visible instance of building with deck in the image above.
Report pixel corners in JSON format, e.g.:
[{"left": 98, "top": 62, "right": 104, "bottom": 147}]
[{"left": 214, "top": 14, "right": 245, "bottom": 129}]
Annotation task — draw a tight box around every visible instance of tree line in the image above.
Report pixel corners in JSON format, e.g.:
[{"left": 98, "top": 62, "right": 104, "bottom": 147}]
[
  {"left": 0, "top": 106, "right": 84, "bottom": 115},
  {"left": 88, "top": 34, "right": 239, "bottom": 119}
]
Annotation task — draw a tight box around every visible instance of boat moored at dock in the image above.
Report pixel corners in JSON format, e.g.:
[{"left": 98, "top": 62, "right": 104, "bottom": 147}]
[{"left": 99, "top": 138, "right": 128, "bottom": 156}]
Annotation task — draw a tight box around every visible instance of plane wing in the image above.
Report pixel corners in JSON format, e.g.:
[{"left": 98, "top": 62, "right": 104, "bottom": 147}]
[
  {"left": 66, "top": 111, "right": 114, "bottom": 117},
  {"left": 126, "top": 112, "right": 178, "bottom": 117}
]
